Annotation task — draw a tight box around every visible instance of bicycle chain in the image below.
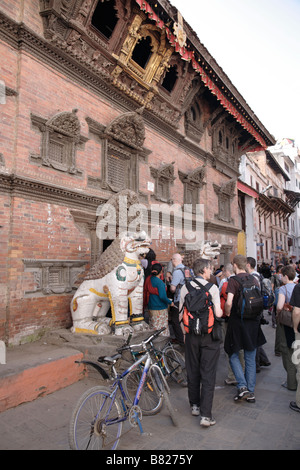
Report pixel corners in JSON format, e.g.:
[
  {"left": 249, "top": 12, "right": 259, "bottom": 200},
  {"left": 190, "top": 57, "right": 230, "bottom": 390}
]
[
  {"left": 98, "top": 406, "right": 144, "bottom": 449},
  {"left": 128, "top": 405, "right": 142, "bottom": 427}
]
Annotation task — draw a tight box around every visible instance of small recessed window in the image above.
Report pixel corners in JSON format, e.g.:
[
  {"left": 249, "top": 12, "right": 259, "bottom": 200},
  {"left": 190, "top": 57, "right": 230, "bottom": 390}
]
[
  {"left": 191, "top": 107, "right": 197, "bottom": 121},
  {"left": 132, "top": 36, "right": 152, "bottom": 69},
  {"left": 91, "top": 0, "right": 118, "bottom": 39},
  {"left": 161, "top": 65, "right": 178, "bottom": 92},
  {"left": 219, "top": 131, "right": 223, "bottom": 145}
]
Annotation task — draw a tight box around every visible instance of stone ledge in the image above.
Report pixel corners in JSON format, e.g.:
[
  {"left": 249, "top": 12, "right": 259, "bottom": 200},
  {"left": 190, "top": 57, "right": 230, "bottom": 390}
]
[{"left": 0, "top": 342, "right": 85, "bottom": 412}]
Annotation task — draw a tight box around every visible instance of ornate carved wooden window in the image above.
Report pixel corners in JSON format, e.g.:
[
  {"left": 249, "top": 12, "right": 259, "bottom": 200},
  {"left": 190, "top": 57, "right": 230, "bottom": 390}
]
[
  {"left": 212, "top": 119, "right": 240, "bottom": 170},
  {"left": 213, "top": 179, "right": 236, "bottom": 224},
  {"left": 179, "top": 166, "right": 206, "bottom": 212},
  {"left": 114, "top": 15, "right": 173, "bottom": 88},
  {"left": 86, "top": 109, "right": 148, "bottom": 194},
  {"left": 91, "top": 0, "right": 119, "bottom": 39},
  {"left": 150, "top": 162, "right": 176, "bottom": 204},
  {"left": 30, "top": 110, "right": 86, "bottom": 174}
]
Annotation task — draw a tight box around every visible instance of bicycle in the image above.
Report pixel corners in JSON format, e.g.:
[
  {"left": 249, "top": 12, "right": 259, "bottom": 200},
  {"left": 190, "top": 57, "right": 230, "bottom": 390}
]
[
  {"left": 122, "top": 328, "right": 187, "bottom": 395},
  {"left": 69, "top": 329, "right": 178, "bottom": 450}
]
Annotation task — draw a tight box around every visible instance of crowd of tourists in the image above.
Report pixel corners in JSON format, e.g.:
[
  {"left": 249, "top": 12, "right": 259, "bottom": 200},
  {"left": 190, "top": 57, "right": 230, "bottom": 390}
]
[{"left": 140, "top": 249, "right": 300, "bottom": 427}]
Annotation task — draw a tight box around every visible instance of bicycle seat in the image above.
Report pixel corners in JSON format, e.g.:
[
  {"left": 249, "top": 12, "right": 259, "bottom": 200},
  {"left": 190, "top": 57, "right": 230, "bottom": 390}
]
[{"left": 98, "top": 353, "right": 121, "bottom": 364}]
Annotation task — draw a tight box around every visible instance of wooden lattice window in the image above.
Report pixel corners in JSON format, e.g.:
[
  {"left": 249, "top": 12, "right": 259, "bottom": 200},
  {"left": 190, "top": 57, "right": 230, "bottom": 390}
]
[
  {"left": 179, "top": 166, "right": 206, "bottom": 213},
  {"left": 30, "top": 110, "right": 86, "bottom": 175},
  {"left": 150, "top": 163, "right": 176, "bottom": 204},
  {"left": 107, "top": 153, "right": 129, "bottom": 191},
  {"left": 213, "top": 179, "right": 236, "bottom": 224}
]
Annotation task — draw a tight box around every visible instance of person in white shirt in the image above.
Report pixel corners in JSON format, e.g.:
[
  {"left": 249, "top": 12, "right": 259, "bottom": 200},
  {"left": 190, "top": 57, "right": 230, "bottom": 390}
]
[{"left": 179, "top": 258, "right": 223, "bottom": 427}]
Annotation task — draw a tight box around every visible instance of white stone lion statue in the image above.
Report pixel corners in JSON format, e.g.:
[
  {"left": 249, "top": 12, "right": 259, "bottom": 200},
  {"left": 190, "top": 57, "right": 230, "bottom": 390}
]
[{"left": 71, "top": 231, "right": 151, "bottom": 336}]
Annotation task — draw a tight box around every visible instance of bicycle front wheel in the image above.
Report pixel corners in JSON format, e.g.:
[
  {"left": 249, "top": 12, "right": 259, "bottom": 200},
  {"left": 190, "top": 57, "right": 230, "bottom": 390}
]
[
  {"left": 69, "top": 386, "right": 123, "bottom": 450},
  {"left": 162, "top": 346, "right": 187, "bottom": 386},
  {"left": 123, "top": 369, "right": 163, "bottom": 416}
]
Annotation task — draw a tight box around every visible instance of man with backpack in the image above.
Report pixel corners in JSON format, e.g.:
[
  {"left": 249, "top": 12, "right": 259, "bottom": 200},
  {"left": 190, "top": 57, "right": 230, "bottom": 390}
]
[
  {"left": 179, "top": 258, "right": 223, "bottom": 427},
  {"left": 224, "top": 255, "right": 266, "bottom": 403}
]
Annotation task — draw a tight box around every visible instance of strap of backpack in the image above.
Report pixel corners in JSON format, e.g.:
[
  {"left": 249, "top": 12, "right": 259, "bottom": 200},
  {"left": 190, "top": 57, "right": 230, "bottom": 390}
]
[
  {"left": 192, "top": 278, "right": 213, "bottom": 293},
  {"left": 188, "top": 279, "right": 214, "bottom": 309},
  {"left": 193, "top": 279, "right": 215, "bottom": 319}
]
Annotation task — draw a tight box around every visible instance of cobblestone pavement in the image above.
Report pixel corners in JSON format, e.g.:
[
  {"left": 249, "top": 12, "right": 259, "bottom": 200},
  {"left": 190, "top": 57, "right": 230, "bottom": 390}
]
[{"left": 0, "top": 320, "right": 299, "bottom": 451}]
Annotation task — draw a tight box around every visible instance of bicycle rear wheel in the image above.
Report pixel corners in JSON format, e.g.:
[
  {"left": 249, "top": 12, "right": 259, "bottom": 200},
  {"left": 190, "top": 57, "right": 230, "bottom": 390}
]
[
  {"left": 162, "top": 346, "right": 187, "bottom": 386},
  {"left": 69, "top": 386, "right": 123, "bottom": 450},
  {"left": 123, "top": 369, "right": 163, "bottom": 416}
]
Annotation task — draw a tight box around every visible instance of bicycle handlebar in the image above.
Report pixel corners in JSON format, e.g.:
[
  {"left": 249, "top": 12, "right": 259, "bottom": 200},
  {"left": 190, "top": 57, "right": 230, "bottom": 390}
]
[{"left": 118, "top": 327, "right": 166, "bottom": 353}]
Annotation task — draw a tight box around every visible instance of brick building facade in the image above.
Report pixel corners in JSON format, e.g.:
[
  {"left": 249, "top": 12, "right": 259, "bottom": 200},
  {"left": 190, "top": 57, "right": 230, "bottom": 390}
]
[{"left": 0, "top": 0, "right": 275, "bottom": 344}]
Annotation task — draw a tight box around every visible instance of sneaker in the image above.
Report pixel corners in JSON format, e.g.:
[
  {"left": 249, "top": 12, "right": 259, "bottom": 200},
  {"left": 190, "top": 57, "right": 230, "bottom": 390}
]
[
  {"left": 191, "top": 405, "right": 200, "bottom": 416},
  {"left": 200, "top": 416, "right": 216, "bottom": 427},
  {"left": 246, "top": 393, "right": 256, "bottom": 403},
  {"left": 289, "top": 401, "right": 300, "bottom": 413},
  {"left": 234, "top": 386, "right": 250, "bottom": 401}
]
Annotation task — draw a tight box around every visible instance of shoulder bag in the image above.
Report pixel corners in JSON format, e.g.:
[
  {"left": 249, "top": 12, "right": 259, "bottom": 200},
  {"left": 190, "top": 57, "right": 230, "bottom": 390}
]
[{"left": 276, "top": 286, "right": 293, "bottom": 328}]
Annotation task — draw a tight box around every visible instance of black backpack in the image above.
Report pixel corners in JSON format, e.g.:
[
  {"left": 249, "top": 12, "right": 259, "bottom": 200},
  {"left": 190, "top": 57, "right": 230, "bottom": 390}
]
[
  {"left": 233, "top": 275, "right": 263, "bottom": 320},
  {"left": 252, "top": 273, "right": 274, "bottom": 308},
  {"left": 182, "top": 280, "right": 214, "bottom": 335}
]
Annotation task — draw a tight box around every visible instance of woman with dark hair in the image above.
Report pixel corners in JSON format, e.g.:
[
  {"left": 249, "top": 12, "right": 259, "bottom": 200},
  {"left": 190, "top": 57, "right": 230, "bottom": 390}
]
[
  {"left": 143, "top": 248, "right": 157, "bottom": 278},
  {"left": 144, "top": 263, "right": 173, "bottom": 336}
]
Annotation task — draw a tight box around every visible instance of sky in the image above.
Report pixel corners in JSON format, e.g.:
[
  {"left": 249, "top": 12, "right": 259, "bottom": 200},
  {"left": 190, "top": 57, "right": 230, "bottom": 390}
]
[{"left": 169, "top": 0, "right": 300, "bottom": 148}]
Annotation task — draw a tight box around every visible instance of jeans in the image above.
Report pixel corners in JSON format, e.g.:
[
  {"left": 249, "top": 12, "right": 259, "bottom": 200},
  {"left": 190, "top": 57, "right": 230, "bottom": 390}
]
[{"left": 229, "top": 349, "right": 257, "bottom": 393}]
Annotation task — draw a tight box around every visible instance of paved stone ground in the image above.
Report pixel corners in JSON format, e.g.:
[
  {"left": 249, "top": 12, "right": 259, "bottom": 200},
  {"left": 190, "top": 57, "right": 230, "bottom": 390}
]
[{"left": 0, "top": 319, "right": 299, "bottom": 451}]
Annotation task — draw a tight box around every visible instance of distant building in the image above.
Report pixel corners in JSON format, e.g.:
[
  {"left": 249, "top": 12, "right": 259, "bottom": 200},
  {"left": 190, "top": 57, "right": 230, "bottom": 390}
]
[{"left": 238, "top": 142, "right": 300, "bottom": 267}]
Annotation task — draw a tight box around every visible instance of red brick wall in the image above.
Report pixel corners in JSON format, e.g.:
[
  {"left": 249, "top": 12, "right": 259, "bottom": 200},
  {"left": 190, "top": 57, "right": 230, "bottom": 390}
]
[{"left": 3, "top": 197, "right": 91, "bottom": 343}]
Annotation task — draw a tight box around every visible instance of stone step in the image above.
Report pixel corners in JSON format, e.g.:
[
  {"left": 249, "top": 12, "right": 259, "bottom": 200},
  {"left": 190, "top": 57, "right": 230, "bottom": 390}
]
[
  {"left": 0, "top": 327, "right": 165, "bottom": 413},
  {"left": 0, "top": 341, "right": 85, "bottom": 412}
]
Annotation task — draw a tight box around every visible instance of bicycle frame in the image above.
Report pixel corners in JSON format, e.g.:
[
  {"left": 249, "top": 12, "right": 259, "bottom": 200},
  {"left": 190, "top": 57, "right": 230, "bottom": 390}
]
[{"left": 96, "top": 350, "right": 153, "bottom": 435}]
